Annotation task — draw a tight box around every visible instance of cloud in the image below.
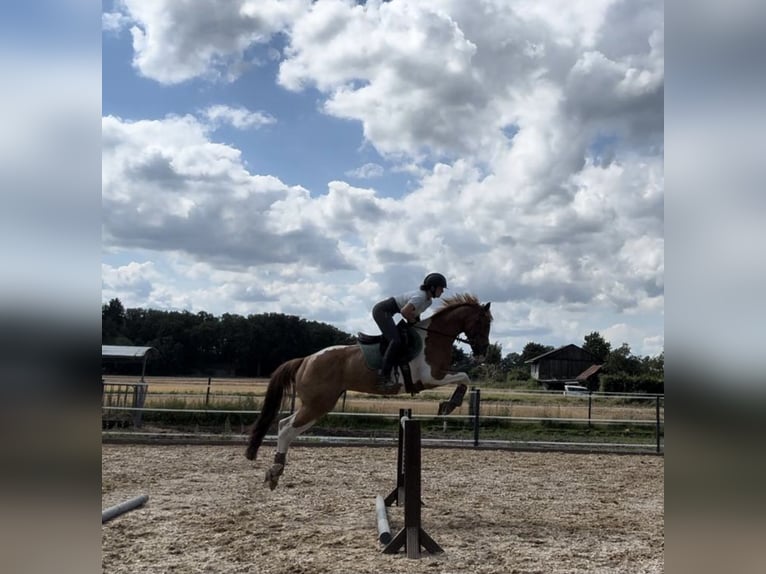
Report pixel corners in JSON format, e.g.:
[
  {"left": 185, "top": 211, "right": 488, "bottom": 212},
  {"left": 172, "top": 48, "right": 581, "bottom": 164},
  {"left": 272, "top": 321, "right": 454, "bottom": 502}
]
[
  {"left": 119, "top": 0, "right": 310, "bottom": 84},
  {"left": 276, "top": 0, "right": 662, "bottom": 166},
  {"left": 345, "top": 163, "right": 384, "bottom": 179},
  {"left": 202, "top": 104, "right": 276, "bottom": 130},
  {"left": 102, "top": 114, "right": 350, "bottom": 271},
  {"left": 103, "top": 10, "right": 133, "bottom": 33},
  {"left": 114, "top": 1, "right": 662, "bottom": 165},
  {"left": 101, "top": 261, "right": 159, "bottom": 300}
]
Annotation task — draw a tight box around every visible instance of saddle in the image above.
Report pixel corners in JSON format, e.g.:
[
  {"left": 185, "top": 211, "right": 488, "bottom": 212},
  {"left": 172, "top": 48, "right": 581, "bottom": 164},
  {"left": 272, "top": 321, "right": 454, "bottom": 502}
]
[{"left": 357, "top": 322, "right": 423, "bottom": 393}]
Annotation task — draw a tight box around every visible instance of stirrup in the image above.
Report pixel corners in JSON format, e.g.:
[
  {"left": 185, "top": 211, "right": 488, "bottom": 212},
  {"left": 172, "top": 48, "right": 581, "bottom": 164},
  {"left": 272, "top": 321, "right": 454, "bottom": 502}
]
[{"left": 377, "top": 372, "right": 399, "bottom": 391}]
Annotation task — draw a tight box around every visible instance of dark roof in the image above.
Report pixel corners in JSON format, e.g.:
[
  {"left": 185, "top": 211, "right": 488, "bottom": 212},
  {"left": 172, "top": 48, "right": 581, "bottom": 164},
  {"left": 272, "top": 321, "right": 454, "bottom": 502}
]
[
  {"left": 524, "top": 343, "right": 596, "bottom": 364},
  {"left": 102, "top": 345, "right": 157, "bottom": 359},
  {"left": 102, "top": 345, "right": 157, "bottom": 383},
  {"left": 576, "top": 364, "right": 603, "bottom": 381}
]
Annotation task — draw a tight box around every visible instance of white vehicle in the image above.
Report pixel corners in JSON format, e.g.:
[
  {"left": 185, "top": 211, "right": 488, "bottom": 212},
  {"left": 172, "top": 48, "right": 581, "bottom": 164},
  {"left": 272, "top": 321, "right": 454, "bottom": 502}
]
[{"left": 564, "top": 383, "right": 589, "bottom": 396}]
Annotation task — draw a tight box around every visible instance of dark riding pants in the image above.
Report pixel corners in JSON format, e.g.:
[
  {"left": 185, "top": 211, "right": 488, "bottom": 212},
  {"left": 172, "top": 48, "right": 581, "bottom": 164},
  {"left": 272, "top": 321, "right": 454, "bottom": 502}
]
[{"left": 372, "top": 297, "right": 401, "bottom": 376}]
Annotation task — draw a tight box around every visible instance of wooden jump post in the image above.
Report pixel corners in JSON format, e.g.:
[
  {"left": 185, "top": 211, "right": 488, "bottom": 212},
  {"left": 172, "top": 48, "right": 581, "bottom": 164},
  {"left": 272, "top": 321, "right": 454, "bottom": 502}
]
[
  {"left": 102, "top": 494, "right": 149, "bottom": 524},
  {"left": 378, "top": 408, "right": 443, "bottom": 559}
]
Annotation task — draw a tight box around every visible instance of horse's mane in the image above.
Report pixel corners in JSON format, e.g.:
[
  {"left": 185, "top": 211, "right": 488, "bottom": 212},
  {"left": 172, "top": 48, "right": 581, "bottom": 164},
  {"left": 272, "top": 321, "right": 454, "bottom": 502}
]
[{"left": 432, "top": 292, "right": 492, "bottom": 320}]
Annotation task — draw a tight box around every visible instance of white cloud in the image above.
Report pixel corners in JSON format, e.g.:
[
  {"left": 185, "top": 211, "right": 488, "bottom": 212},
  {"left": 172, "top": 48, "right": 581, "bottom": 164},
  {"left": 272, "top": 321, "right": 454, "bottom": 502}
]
[
  {"left": 202, "top": 104, "right": 275, "bottom": 130},
  {"left": 103, "top": 10, "right": 133, "bottom": 33},
  {"left": 345, "top": 163, "right": 384, "bottom": 179},
  {"left": 120, "top": 0, "right": 310, "bottom": 84},
  {"left": 102, "top": 114, "right": 350, "bottom": 271},
  {"left": 102, "top": 261, "right": 160, "bottom": 301},
  {"left": 275, "top": 0, "right": 662, "bottom": 167}
]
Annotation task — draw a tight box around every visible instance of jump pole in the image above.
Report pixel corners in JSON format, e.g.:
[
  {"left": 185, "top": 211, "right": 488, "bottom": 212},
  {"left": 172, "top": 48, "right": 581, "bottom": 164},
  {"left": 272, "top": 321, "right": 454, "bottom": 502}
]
[
  {"left": 375, "top": 495, "right": 392, "bottom": 545},
  {"left": 382, "top": 409, "right": 443, "bottom": 558},
  {"left": 383, "top": 408, "right": 411, "bottom": 507},
  {"left": 102, "top": 494, "right": 149, "bottom": 523}
]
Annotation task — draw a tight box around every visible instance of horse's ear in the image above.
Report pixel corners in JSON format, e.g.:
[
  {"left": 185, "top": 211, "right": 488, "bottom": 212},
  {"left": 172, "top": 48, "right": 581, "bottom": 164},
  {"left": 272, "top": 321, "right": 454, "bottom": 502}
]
[{"left": 483, "top": 302, "right": 491, "bottom": 311}]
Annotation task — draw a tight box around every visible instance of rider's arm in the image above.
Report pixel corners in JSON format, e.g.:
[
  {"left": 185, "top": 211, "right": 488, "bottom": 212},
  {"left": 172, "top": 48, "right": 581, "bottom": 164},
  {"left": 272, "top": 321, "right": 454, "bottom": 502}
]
[{"left": 399, "top": 303, "right": 419, "bottom": 323}]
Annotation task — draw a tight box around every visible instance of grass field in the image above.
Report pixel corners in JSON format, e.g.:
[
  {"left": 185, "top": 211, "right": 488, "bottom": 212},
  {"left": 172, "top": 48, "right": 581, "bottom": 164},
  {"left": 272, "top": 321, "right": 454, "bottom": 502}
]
[{"left": 103, "top": 375, "right": 663, "bottom": 425}]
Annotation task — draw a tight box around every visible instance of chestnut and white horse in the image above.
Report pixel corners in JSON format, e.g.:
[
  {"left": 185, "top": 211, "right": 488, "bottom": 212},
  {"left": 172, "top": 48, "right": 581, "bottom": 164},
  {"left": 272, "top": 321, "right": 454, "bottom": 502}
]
[{"left": 245, "top": 293, "right": 492, "bottom": 489}]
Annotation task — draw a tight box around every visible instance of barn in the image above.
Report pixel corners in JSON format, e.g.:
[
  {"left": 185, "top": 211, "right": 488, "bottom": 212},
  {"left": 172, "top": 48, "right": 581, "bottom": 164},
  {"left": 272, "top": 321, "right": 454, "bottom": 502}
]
[{"left": 525, "top": 344, "right": 600, "bottom": 390}]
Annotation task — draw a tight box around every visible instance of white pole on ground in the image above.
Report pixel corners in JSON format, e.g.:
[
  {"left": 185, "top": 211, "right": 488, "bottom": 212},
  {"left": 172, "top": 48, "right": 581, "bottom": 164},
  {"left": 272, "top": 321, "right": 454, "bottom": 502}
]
[
  {"left": 102, "top": 494, "right": 149, "bottom": 523},
  {"left": 375, "top": 494, "right": 392, "bottom": 544}
]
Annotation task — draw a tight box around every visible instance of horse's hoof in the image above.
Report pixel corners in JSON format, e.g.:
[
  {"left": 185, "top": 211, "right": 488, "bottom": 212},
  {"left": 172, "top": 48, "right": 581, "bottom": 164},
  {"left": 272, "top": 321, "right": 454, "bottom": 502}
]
[
  {"left": 264, "top": 463, "right": 284, "bottom": 490},
  {"left": 245, "top": 447, "right": 257, "bottom": 460},
  {"left": 438, "top": 400, "right": 456, "bottom": 416}
]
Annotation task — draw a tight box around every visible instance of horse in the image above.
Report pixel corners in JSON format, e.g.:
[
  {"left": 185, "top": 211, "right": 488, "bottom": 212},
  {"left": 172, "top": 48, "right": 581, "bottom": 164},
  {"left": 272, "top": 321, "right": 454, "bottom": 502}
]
[{"left": 245, "top": 293, "right": 493, "bottom": 489}]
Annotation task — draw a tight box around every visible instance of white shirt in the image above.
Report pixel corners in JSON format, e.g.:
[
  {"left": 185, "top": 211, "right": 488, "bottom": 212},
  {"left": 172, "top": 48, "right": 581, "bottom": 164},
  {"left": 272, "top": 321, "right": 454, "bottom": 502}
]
[{"left": 394, "top": 290, "right": 433, "bottom": 316}]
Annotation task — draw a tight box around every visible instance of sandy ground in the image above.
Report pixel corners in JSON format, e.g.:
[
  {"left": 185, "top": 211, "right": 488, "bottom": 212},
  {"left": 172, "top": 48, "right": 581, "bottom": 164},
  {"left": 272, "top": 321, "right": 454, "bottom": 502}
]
[{"left": 102, "top": 444, "right": 663, "bottom": 574}]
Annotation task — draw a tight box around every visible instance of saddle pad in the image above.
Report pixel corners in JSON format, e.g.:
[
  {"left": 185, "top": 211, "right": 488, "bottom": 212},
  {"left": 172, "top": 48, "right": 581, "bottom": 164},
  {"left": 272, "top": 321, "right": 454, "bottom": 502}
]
[{"left": 358, "top": 325, "right": 423, "bottom": 370}]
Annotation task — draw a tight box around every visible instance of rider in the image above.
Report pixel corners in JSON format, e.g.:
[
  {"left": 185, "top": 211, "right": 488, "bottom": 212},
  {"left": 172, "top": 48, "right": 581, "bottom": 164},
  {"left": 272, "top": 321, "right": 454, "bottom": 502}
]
[{"left": 372, "top": 272, "right": 448, "bottom": 390}]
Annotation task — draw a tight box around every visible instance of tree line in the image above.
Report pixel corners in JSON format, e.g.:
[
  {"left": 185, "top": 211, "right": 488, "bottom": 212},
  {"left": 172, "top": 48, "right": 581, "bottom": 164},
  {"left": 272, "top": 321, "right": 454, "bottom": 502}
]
[
  {"left": 102, "top": 298, "right": 354, "bottom": 377},
  {"left": 102, "top": 298, "right": 663, "bottom": 392}
]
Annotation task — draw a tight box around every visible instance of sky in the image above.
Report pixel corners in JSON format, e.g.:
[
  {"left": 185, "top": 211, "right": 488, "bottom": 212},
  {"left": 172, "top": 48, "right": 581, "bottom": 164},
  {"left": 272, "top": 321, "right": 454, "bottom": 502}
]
[{"left": 101, "top": 0, "right": 664, "bottom": 359}]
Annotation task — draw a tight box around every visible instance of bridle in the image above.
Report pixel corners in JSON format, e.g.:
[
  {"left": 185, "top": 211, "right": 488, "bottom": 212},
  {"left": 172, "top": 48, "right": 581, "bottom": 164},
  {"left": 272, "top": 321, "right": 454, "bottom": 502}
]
[
  {"left": 413, "top": 324, "right": 489, "bottom": 356},
  {"left": 413, "top": 324, "right": 470, "bottom": 345}
]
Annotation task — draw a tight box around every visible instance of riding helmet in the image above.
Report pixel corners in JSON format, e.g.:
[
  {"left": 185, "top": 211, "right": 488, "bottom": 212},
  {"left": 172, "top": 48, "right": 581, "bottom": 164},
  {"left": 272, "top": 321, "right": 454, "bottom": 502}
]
[{"left": 423, "top": 272, "right": 448, "bottom": 290}]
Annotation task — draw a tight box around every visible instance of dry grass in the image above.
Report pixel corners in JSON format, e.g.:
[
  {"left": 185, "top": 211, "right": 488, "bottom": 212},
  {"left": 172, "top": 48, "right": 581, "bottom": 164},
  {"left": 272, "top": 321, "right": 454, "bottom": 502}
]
[{"left": 104, "top": 375, "right": 661, "bottom": 422}]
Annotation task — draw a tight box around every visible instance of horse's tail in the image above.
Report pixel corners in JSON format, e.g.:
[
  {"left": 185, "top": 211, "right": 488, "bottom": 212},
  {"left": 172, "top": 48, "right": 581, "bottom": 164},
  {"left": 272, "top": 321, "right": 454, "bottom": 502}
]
[{"left": 245, "top": 357, "right": 304, "bottom": 461}]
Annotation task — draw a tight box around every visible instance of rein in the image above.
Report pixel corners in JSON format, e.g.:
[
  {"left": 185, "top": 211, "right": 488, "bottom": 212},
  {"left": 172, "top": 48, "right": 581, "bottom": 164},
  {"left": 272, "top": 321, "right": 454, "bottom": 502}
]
[{"left": 413, "top": 324, "right": 470, "bottom": 345}]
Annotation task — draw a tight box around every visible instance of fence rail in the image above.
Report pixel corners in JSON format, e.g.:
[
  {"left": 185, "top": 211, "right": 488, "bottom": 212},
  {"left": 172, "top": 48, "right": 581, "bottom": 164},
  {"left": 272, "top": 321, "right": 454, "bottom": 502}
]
[{"left": 102, "top": 384, "right": 664, "bottom": 454}]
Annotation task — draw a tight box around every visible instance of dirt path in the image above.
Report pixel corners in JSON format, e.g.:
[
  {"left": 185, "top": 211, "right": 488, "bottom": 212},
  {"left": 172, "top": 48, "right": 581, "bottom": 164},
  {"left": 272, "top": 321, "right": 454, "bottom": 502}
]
[{"left": 102, "top": 444, "right": 664, "bottom": 573}]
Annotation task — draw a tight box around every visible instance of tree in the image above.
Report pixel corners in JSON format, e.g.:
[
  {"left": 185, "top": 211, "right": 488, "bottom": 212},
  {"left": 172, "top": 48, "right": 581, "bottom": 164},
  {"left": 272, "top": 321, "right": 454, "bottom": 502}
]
[
  {"left": 450, "top": 345, "right": 470, "bottom": 370},
  {"left": 642, "top": 351, "right": 664, "bottom": 377},
  {"left": 484, "top": 342, "right": 502, "bottom": 364},
  {"left": 102, "top": 298, "right": 127, "bottom": 343},
  {"left": 501, "top": 351, "right": 532, "bottom": 382},
  {"left": 604, "top": 343, "right": 642, "bottom": 376},
  {"left": 520, "top": 342, "right": 554, "bottom": 364},
  {"left": 500, "top": 352, "right": 521, "bottom": 371},
  {"left": 582, "top": 331, "right": 611, "bottom": 363}
]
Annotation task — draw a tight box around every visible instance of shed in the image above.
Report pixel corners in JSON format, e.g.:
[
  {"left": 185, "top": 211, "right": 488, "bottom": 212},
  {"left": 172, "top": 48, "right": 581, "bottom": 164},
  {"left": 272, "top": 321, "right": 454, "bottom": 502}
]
[
  {"left": 525, "top": 344, "right": 598, "bottom": 389},
  {"left": 102, "top": 345, "right": 157, "bottom": 382},
  {"left": 576, "top": 363, "right": 604, "bottom": 385},
  {"left": 102, "top": 345, "right": 157, "bottom": 428}
]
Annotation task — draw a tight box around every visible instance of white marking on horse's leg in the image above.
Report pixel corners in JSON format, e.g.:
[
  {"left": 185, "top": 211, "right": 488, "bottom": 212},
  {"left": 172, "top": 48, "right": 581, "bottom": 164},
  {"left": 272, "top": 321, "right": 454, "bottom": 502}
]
[
  {"left": 265, "top": 412, "right": 317, "bottom": 490},
  {"left": 432, "top": 372, "right": 470, "bottom": 387},
  {"left": 276, "top": 412, "right": 316, "bottom": 455}
]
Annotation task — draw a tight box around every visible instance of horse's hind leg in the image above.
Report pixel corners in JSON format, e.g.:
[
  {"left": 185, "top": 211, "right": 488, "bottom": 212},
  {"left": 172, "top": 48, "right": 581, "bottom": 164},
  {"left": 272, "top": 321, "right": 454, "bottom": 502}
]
[{"left": 264, "top": 410, "right": 316, "bottom": 490}]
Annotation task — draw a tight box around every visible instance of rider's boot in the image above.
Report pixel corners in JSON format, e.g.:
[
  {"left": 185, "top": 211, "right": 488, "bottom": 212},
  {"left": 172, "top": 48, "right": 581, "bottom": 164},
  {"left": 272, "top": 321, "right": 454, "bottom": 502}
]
[
  {"left": 377, "top": 371, "right": 399, "bottom": 391},
  {"left": 377, "top": 343, "right": 400, "bottom": 391}
]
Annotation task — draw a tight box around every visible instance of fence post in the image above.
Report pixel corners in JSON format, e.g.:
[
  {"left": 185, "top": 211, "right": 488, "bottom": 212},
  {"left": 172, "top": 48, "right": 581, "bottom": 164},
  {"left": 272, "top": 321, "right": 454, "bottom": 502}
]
[
  {"left": 588, "top": 391, "right": 592, "bottom": 428},
  {"left": 656, "top": 395, "right": 661, "bottom": 453},
  {"left": 205, "top": 377, "right": 211, "bottom": 407},
  {"left": 133, "top": 383, "right": 147, "bottom": 428},
  {"left": 472, "top": 388, "right": 480, "bottom": 447}
]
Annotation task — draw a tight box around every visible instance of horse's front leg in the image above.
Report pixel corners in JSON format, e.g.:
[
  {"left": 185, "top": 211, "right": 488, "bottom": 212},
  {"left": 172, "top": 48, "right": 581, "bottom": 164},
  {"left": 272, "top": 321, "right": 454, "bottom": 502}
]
[
  {"left": 438, "top": 382, "right": 469, "bottom": 415},
  {"left": 266, "top": 411, "right": 315, "bottom": 490},
  {"left": 421, "top": 371, "right": 470, "bottom": 416}
]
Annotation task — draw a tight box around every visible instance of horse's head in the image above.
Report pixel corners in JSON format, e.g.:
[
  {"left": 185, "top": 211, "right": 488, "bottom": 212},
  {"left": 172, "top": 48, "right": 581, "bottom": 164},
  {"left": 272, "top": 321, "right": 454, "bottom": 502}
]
[
  {"left": 463, "top": 301, "right": 492, "bottom": 360},
  {"left": 431, "top": 294, "right": 493, "bottom": 361}
]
